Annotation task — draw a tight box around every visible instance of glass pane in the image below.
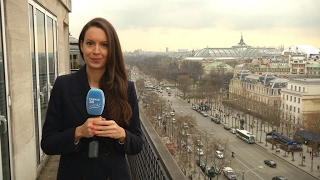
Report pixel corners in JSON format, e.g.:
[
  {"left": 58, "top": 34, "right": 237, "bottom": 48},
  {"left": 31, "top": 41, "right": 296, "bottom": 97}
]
[
  {"left": 29, "top": 4, "right": 40, "bottom": 165},
  {"left": 36, "top": 9, "right": 48, "bottom": 138},
  {"left": 47, "top": 16, "right": 55, "bottom": 86},
  {"left": 0, "top": 4, "right": 11, "bottom": 180}
]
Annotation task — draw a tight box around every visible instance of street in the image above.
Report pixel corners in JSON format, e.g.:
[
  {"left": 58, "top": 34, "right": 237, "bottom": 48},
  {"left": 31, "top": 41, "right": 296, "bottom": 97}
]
[{"left": 165, "top": 91, "right": 319, "bottom": 180}]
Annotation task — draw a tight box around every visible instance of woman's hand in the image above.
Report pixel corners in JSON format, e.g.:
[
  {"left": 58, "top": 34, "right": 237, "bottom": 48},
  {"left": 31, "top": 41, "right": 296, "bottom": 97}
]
[
  {"left": 74, "top": 117, "right": 102, "bottom": 141},
  {"left": 93, "top": 118, "right": 126, "bottom": 141}
]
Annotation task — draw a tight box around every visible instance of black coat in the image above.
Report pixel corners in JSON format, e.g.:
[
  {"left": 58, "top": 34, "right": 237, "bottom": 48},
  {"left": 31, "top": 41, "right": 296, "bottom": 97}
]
[{"left": 41, "top": 66, "right": 143, "bottom": 180}]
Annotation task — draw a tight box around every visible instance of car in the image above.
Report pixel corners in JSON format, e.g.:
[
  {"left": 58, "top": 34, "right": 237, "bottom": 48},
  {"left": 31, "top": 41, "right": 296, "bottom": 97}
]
[
  {"left": 183, "top": 122, "right": 188, "bottom": 128},
  {"left": 272, "top": 176, "right": 287, "bottom": 180},
  {"left": 222, "top": 167, "right": 237, "bottom": 180},
  {"left": 192, "top": 106, "right": 197, "bottom": 110},
  {"left": 186, "top": 146, "right": 193, "bottom": 154},
  {"left": 211, "top": 117, "right": 220, "bottom": 124},
  {"left": 196, "top": 159, "right": 206, "bottom": 171},
  {"left": 202, "top": 112, "right": 208, "bottom": 117},
  {"left": 264, "top": 160, "right": 277, "bottom": 167},
  {"left": 206, "top": 165, "right": 221, "bottom": 175},
  {"left": 196, "top": 140, "right": 204, "bottom": 147},
  {"left": 205, "top": 166, "right": 218, "bottom": 177},
  {"left": 215, "top": 150, "right": 224, "bottom": 159},
  {"left": 215, "top": 143, "right": 224, "bottom": 151},
  {"left": 196, "top": 148, "right": 204, "bottom": 156},
  {"left": 172, "top": 118, "right": 176, "bottom": 124},
  {"left": 230, "top": 128, "right": 236, "bottom": 134},
  {"left": 223, "top": 125, "right": 231, "bottom": 130}
]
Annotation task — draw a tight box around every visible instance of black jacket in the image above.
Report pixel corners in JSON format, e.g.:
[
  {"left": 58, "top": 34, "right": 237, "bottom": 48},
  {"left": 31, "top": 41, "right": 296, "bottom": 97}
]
[{"left": 41, "top": 66, "right": 143, "bottom": 180}]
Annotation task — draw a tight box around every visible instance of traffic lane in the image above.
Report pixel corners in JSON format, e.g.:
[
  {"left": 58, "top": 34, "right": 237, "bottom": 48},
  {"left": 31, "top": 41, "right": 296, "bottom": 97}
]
[{"left": 172, "top": 100, "right": 318, "bottom": 180}]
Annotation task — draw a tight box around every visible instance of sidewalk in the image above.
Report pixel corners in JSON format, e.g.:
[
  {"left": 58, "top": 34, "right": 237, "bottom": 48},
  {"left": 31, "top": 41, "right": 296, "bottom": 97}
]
[{"left": 256, "top": 133, "right": 320, "bottom": 180}]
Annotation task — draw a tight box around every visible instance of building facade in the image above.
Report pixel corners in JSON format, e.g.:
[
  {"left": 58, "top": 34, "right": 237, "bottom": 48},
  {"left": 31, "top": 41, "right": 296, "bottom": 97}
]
[
  {"left": 281, "top": 79, "right": 320, "bottom": 133},
  {"left": 0, "top": 0, "right": 71, "bottom": 179}
]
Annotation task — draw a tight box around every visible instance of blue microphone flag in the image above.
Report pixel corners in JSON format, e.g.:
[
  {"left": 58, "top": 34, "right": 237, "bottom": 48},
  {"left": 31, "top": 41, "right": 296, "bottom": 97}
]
[{"left": 86, "top": 88, "right": 105, "bottom": 116}]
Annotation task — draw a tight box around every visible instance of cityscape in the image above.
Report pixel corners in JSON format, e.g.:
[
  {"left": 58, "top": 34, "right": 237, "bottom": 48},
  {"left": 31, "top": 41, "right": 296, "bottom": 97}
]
[{"left": 121, "top": 42, "right": 320, "bottom": 179}]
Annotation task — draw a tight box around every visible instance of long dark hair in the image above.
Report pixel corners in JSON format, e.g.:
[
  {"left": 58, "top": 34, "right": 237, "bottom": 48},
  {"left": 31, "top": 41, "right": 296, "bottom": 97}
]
[{"left": 78, "top": 17, "right": 131, "bottom": 126}]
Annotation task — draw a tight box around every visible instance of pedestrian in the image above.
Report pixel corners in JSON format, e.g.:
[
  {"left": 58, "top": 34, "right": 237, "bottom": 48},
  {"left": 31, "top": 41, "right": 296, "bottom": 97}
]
[
  {"left": 310, "top": 151, "right": 312, "bottom": 156},
  {"left": 41, "top": 17, "right": 143, "bottom": 179},
  {"left": 317, "top": 165, "right": 320, "bottom": 171},
  {"left": 303, "top": 156, "right": 306, "bottom": 162}
]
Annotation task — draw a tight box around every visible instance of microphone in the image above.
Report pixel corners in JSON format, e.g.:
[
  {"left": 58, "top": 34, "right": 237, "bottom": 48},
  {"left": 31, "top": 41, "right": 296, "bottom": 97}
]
[
  {"left": 86, "top": 88, "right": 105, "bottom": 116},
  {"left": 86, "top": 88, "right": 105, "bottom": 158}
]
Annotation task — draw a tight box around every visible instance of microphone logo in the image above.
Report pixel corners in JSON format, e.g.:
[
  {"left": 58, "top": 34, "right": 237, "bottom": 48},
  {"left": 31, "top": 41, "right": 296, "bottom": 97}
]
[{"left": 86, "top": 88, "right": 105, "bottom": 116}]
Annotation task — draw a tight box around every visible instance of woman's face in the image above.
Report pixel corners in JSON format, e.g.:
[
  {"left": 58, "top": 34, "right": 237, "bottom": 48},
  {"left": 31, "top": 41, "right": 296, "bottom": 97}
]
[{"left": 81, "top": 26, "right": 108, "bottom": 72}]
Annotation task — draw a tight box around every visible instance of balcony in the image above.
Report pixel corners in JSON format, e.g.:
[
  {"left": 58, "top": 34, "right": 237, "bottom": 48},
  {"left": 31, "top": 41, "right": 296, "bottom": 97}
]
[{"left": 127, "top": 109, "right": 186, "bottom": 180}]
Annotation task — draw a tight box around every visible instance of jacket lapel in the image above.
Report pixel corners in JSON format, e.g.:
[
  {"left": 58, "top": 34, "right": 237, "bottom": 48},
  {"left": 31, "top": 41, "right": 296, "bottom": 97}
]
[{"left": 70, "top": 65, "right": 91, "bottom": 120}]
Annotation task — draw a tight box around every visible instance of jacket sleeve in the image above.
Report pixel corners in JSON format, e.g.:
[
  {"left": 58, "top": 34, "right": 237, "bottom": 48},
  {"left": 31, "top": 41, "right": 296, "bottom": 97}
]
[
  {"left": 115, "top": 81, "right": 143, "bottom": 155},
  {"left": 41, "top": 76, "right": 82, "bottom": 155}
]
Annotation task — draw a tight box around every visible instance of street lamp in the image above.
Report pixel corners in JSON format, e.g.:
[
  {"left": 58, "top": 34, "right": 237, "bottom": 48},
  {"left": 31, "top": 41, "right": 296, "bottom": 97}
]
[{"left": 242, "top": 166, "right": 263, "bottom": 180}]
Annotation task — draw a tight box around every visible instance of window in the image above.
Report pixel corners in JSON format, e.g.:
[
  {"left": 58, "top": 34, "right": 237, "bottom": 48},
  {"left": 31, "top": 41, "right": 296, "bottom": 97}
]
[
  {"left": 298, "top": 98, "right": 300, "bottom": 103},
  {"left": 294, "top": 97, "right": 296, "bottom": 103},
  {"left": 298, "top": 108, "right": 300, "bottom": 113}
]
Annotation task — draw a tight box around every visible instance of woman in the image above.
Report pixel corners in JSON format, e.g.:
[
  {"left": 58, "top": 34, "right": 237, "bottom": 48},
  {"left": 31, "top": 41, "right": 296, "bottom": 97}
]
[{"left": 41, "top": 17, "right": 143, "bottom": 180}]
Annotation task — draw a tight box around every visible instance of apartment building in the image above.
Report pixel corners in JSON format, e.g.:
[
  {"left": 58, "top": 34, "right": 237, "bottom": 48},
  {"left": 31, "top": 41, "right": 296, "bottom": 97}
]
[{"left": 281, "top": 78, "right": 320, "bottom": 129}]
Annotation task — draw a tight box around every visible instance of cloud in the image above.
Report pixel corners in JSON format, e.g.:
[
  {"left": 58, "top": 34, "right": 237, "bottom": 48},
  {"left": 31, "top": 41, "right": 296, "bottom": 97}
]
[{"left": 69, "top": 0, "right": 320, "bottom": 51}]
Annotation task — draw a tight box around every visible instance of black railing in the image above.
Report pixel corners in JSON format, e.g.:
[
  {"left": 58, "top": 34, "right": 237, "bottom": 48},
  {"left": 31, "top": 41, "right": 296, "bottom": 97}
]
[{"left": 128, "top": 109, "right": 186, "bottom": 180}]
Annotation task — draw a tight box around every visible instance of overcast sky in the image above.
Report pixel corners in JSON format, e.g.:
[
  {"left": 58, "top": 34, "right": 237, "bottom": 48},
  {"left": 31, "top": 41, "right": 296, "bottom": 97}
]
[{"left": 69, "top": 0, "right": 320, "bottom": 52}]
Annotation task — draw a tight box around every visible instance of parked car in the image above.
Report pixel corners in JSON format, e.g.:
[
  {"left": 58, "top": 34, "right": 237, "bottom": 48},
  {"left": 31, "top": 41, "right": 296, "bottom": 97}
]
[
  {"left": 264, "top": 160, "right": 277, "bottom": 167},
  {"left": 196, "top": 159, "right": 206, "bottom": 171},
  {"left": 183, "top": 122, "right": 188, "bottom": 128},
  {"left": 222, "top": 167, "right": 237, "bottom": 180},
  {"left": 215, "top": 150, "right": 224, "bottom": 159},
  {"left": 215, "top": 143, "right": 224, "bottom": 151},
  {"left": 196, "top": 148, "right": 204, "bottom": 156},
  {"left": 230, "top": 128, "right": 236, "bottom": 134},
  {"left": 211, "top": 117, "right": 221, "bottom": 124},
  {"left": 186, "top": 146, "right": 193, "bottom": 154},
  {"left": 223, "top": 125, "right": 231, "bottom": 130},
  {"left": 272, "top": 176, "right": 287, "bottom": 180},
  {"left": 205, "top": 166, "right": 220, "bottom": 177},
  {"left": 196, "top": 140, "right": 204, "bottom": 147}
]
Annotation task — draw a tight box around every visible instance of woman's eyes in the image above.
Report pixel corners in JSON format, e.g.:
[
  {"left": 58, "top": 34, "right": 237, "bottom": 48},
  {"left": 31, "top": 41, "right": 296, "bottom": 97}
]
[
  {"left": 86, "top": 41, "right": 94, "bottom": 46},
  {"left": 86, "top": 41, "right": 108, "bottom": 48}
]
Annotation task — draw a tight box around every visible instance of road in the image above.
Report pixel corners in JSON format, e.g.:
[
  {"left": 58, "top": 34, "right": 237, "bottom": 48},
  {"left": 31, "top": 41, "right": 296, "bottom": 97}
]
[{"left": 165, "top": 92, "right": 317, "bottom": 180}]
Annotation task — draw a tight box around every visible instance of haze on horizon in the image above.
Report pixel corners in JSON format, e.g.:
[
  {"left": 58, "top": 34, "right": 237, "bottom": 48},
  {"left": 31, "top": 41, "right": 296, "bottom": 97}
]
[{"left": 69, "top": 0, "right": 320, "bottom": 52}]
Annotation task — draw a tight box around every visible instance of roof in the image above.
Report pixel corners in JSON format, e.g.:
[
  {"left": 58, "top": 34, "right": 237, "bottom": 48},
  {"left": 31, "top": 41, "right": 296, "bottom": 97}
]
[
  {"left": 282, "top": 45, "right": 320, "bottom": 56},
  {"left": 266, "top": 132, "right": 302, "bottom": 146},
  {"left": 295, "top": 130, "right": 320, "bottom": 143}
]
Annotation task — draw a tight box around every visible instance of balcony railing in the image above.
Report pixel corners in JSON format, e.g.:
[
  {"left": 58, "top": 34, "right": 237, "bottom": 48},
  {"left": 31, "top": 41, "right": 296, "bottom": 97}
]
[{"left": 127, "top": 109, "right": 186, "bottom": 180}]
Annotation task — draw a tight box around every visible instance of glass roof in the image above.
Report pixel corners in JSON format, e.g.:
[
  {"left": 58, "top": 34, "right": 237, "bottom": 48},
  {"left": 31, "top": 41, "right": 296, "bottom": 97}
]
[{"left": 193, "top": 47, "right": 281, "bottom": 59}]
